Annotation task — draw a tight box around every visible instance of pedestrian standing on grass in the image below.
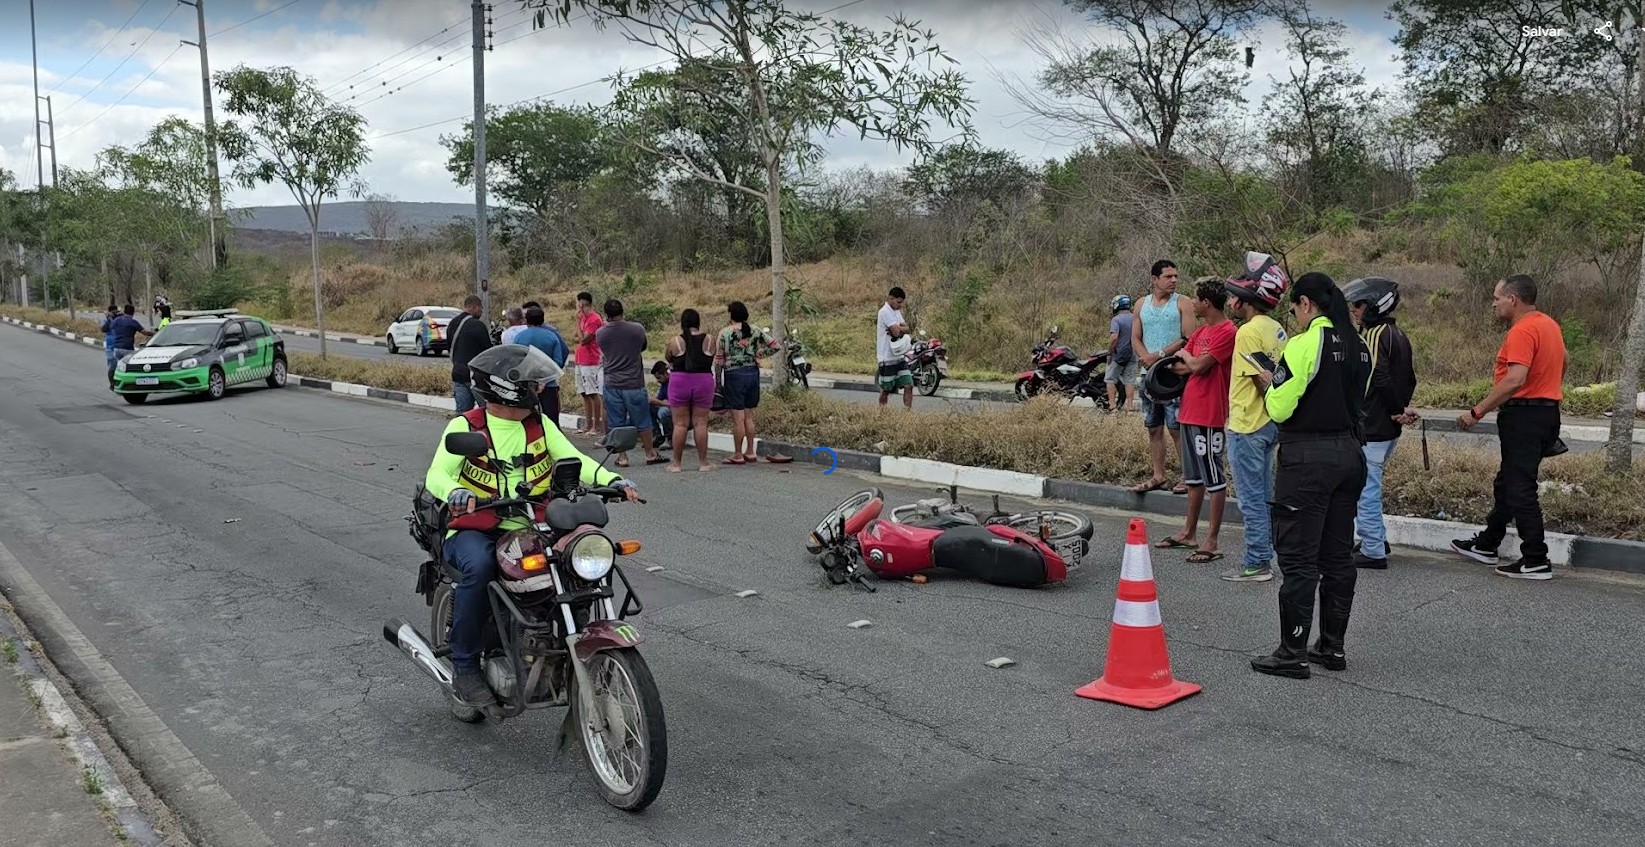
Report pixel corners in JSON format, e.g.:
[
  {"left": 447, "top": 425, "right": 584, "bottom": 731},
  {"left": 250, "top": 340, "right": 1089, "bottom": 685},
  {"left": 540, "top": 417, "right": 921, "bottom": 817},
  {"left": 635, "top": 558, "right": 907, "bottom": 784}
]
[
  {"left": 1105, "top": 295, "right": 1138, "bottom": 413},
  {"left": 596, "top": 299, "right": 665, "bottom": 468},
  {"left": 513, "top": 306, "right": 569, "bottom": 427},
  {"left": 1250, "top": 272, "right": 1371, "bottom": 679},
  {"left": 448, "top": 295, "right": 493, "bottom": 414},
  {"left": 573, "top": 292, "right": 606, "bottom": 436},
  {"left": 1450, "top": 274, "right": 1567, "bottom": 581},
  {"left": 1156, "top": 277, "right": 1237, "bottom": 563},
  {"left": 1343, "top": 277, "right": 1418, "bottom": 570},
  {"left": 665, "top": 308, "right": 718, "bottom": 473},
  {"left": 1132, "top": 260, "right": 1196, "bottom": 495},
  {"left": 1221, "top": 252, "right": 1291, "bottom": 583}
]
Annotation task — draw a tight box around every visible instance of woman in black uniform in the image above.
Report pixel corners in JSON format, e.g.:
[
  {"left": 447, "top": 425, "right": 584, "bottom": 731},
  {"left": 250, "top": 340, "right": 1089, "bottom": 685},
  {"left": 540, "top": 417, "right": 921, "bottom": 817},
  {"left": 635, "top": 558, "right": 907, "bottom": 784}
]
[{"left": 1252, "top": 272, "right": 1371, "bottom": 679}]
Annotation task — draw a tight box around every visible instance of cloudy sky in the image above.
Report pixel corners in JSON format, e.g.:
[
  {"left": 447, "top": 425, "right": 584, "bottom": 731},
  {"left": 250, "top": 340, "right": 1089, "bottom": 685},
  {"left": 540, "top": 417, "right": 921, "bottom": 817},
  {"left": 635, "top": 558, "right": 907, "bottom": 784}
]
[{"left": 2, "top": 0, "right": 1411, "bottom": 208}]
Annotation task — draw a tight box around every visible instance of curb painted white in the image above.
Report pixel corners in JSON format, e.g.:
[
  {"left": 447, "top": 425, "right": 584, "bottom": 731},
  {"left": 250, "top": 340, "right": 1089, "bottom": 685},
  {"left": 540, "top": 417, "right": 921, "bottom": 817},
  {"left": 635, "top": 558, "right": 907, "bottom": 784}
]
[
  {"left": 1383, "top": 514, "right": 1575, "bottom": 567},
  {"left": 0, "top": 315, "right": 1616, "bottom": 565}
]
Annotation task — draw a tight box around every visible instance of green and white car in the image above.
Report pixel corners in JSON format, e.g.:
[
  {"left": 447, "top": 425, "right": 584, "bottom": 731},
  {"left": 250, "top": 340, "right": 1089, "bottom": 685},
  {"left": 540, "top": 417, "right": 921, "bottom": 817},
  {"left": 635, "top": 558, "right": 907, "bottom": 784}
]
[{"left": 112, "top": 311, "right": 288, "bottom": 404}]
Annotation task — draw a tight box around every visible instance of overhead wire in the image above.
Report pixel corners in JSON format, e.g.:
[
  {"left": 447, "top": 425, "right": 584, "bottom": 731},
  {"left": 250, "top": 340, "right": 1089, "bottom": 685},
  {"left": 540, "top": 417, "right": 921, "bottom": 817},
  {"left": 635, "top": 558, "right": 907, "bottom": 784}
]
[
  {"left": 209, "top": 0, "right": 305, "bottom": 38},
  {"left": 341, "top": 5, "right": 537, "bottom": 109},
  {"left": 59, "top": 43, "right": 186, "bottom": 142},
  {"left": 330, "top": 4, "right": 534, "bottom": 104},
  {"left": 56, "top": 2, "right": 181, "bottom": 118},
  {"left": 323, "top": 16, "right": 470, "bottom": 97},
  {"left": 46, "top": 0, "right": 157, "bottom": 96}
]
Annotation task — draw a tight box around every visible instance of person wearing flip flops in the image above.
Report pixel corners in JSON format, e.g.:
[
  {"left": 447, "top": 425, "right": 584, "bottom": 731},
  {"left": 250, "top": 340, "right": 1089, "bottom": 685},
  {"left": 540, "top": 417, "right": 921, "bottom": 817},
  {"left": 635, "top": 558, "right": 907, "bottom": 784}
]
[
  {"left": 1131, "top": 260, "right": 1196, "bottom": 496},
  {"left": 1154, "top": 277, "right": 1238, "bottom": 564}
]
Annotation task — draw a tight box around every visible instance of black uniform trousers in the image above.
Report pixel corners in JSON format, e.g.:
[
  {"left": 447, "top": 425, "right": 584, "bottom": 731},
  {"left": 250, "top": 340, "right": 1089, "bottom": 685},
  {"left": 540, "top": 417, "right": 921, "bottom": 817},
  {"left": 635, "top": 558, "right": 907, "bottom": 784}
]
[{"left": 1270, "top": 433, "right": 1368, "bottom": 655}]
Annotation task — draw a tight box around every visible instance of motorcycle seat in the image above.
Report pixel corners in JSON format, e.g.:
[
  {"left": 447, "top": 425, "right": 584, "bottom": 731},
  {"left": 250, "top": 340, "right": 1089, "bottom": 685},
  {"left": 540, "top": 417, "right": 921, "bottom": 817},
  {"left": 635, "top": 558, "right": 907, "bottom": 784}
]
[{"left": 931, "top": 525, "right": 1049, "bottom": 588}]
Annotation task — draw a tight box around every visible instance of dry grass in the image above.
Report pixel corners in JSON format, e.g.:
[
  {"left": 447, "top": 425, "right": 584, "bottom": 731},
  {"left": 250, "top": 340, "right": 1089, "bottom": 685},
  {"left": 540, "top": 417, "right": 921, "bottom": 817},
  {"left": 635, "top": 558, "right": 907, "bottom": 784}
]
[{"left": 3, "top": 306, "right": 105, "bottom": 338}]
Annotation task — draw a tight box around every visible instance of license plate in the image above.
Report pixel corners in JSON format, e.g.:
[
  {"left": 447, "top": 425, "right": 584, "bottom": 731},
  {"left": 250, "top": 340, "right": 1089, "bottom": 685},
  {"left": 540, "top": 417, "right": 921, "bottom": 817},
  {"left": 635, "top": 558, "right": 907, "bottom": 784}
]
[
  {"left": 791, "top": 356, "right": 807, "bottom": 365},
  {"left": 135, "top": 377, "right": 159, "bottom": 386}
]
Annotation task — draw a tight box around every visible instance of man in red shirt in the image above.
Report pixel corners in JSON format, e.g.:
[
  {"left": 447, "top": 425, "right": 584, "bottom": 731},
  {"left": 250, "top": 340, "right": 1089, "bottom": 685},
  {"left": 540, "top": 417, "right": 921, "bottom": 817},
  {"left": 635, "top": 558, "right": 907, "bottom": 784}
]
[
  {"left": 1157, "top": 277, "right": 1238, "bottom": 562},
  {"left": 573, "top": 291, "right": 606, "bottom": 435}
]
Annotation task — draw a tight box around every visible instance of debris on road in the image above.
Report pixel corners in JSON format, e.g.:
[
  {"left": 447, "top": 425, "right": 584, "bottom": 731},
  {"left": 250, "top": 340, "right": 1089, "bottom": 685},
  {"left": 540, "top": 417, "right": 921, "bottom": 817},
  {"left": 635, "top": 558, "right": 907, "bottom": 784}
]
[
  {"left": 985, "top": 657, "right": 1016, "bottom": 669},
  {"left": 735, "top": 590, "right": 758, "bottom": 598},
  {"left": 847, "top": 620, "right": 872, "bottom": 629}
]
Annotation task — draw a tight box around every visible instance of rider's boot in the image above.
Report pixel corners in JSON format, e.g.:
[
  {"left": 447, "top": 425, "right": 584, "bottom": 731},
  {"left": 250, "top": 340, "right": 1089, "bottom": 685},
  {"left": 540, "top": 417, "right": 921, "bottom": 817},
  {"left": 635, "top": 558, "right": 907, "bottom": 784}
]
[{"left": 453, "top": 672, "right": 496, "bottom": 707}]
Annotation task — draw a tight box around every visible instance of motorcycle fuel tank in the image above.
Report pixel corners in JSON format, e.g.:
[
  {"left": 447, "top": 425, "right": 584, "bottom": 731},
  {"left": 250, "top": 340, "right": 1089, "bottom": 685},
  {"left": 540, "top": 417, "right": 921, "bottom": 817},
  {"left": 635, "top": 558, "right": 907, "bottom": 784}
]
[{"left": 856, "top": 519, "right": 941, "bottom": 578}]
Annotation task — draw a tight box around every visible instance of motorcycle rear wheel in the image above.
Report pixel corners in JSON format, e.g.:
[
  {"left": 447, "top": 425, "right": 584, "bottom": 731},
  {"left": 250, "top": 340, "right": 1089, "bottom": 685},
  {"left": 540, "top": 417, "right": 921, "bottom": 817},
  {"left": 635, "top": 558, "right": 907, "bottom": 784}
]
[
  {"left": 429, "top": 584, "right": 485, "bottom": 724},
  {"left": 575, "top": 647, "right": 668, "bottom": 811},
  {"left": 986, "top": 510, "right": 1095, "bottom": 557}
]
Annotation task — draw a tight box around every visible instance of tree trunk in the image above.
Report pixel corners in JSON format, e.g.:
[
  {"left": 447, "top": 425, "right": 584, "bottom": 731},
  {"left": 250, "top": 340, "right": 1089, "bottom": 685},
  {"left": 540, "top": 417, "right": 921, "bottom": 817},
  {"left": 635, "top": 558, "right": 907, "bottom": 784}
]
[
  {"left": 309, "top": 210, "right": 327, "bottom": 359},
  {"left": 101, "top": 256, "right": 110, "bottom": 307},
  {"left": 1606, "top": 233, "right": 1645, "bottom": 472},
  {"left": 763, "top": 155, "right": 789, "bottom": 389},
  {"left": 144, "top": 261, "right": 152, "bottom": 327}
]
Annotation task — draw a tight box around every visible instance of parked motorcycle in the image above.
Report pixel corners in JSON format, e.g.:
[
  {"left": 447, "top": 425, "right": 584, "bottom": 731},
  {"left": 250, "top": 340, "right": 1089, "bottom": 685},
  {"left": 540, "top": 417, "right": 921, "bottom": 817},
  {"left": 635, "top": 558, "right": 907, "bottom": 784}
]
[
  {"left": 387, "top": 426, "right": 667, "bottom": 811},
  {"left": 783, "top": 328, "right": 812, "bottom": 389},
  {"left": 903, "top": 330, "right": 950, "bottom": 397},
  {"left": 1013, "top": 326, "right": 1121, "bottom": 410},
  {"left": 806, "top": 487, "right": 1093, "bottom": 591}
]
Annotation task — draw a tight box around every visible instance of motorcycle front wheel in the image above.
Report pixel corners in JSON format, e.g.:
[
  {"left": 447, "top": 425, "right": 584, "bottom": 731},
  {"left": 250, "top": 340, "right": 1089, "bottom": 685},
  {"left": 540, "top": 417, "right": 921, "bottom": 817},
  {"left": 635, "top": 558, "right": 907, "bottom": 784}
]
[
  {"left": 429, "top": 584, "right": 485, "bottom": 724},
  {"left": 575, "top": 647, "right": 668, "bottom": 811},
  {"left": 1014, "top": 376, "right": 1041, "bottom": 401},
  {"left": 790, "top": 365, "right": 810, "bottom": 389}
]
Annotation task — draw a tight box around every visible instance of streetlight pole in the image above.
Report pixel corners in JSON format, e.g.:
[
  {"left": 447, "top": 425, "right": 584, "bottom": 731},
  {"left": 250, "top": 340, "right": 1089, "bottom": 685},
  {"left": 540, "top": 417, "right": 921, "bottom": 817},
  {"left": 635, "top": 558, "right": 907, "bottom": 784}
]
[{"left": 179, "top": 0, "right": 230, "bottom": 270}]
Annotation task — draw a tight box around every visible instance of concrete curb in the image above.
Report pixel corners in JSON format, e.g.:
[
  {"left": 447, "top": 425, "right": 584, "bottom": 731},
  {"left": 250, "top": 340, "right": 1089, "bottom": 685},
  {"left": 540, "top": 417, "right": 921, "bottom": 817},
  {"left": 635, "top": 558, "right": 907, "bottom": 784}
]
[
  {"left": 0, "top": 605, "right": 166, "bottom": 846},
  {"left": 8, "top": 315, "right": 1644, "bottom": 574}
]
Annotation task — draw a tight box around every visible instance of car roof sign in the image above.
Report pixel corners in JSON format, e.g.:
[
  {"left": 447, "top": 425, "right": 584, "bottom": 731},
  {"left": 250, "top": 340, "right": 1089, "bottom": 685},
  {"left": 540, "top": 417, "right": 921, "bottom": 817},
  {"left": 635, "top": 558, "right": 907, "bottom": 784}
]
[{"left": 174, "top": 309, "right": 238, "bottom": 318}]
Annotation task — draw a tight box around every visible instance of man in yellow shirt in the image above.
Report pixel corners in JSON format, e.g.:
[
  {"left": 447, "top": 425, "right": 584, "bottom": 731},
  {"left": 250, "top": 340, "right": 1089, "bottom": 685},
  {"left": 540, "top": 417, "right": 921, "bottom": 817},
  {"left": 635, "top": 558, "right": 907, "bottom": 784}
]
[{"left": 1220, "top": 253, "right": 1290, "bottom": 583}]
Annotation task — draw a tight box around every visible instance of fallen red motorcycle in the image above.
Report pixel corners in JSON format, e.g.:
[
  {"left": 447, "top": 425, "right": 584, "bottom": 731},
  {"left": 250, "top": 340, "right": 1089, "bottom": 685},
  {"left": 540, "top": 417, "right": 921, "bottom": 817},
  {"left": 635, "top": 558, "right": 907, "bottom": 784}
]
[{"left": 806, "top": 487, "right": 1093, "bottom": 591}]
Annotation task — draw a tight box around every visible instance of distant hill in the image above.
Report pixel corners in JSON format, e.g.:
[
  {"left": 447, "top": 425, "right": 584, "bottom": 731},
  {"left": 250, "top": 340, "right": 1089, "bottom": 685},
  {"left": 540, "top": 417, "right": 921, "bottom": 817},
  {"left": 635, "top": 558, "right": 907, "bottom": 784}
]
[{"left": 233, "top": 201, "right": 484, "bottom": 237}]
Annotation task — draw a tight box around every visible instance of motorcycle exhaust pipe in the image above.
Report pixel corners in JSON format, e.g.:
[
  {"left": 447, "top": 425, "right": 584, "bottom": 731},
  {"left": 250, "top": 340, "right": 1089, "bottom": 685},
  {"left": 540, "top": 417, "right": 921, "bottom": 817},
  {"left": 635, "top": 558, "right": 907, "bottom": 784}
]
[{"left": 383, "top": 618, "right": 455, "bottom": 692}]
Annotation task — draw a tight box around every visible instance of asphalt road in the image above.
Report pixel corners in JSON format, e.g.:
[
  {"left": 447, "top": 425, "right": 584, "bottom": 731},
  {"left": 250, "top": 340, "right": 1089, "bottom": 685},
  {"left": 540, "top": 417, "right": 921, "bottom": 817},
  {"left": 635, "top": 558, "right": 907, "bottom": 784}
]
[{"left": 4, "top": 323, "right": 1645, "bottom": 847}]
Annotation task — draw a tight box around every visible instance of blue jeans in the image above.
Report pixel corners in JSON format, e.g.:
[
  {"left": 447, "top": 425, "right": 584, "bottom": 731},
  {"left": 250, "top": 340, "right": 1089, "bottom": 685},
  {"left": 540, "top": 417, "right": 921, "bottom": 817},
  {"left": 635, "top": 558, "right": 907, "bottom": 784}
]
[
  {"left": 453, "top": 382, "right": 483, "bottom": 414},
  {"left": 602, "top": 386, "right": 653, "bottom": 431},
  {"left": 1356, "top": 439, "right": 1398, "bottom": 559},
  {"left": 1227, "top": 422, "right": 1278, "bottom": 570},
  {"left": 443, "top": 530, "right": 497, "bottom": 675},
  {"left": 653, "top": 406, "right": 672, "bottom": 437}
]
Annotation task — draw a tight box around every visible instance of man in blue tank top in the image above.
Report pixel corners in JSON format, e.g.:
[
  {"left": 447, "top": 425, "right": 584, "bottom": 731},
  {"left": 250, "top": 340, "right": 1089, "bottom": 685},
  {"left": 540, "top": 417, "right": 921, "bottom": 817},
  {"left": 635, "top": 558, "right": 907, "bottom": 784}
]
[{"left": 1130, "top": 259, "right": 1196, "bottom": 494}]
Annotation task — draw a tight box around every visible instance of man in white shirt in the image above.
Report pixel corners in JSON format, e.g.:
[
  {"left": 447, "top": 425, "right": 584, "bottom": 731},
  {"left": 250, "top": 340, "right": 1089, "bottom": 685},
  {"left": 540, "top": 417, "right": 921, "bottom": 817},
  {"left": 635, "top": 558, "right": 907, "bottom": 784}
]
[
  {"left": 499, "top": 306, "right": 527, "bottom": 345},
  {"left": 876, "top": 286, "right": 914, "bottom": 409}
]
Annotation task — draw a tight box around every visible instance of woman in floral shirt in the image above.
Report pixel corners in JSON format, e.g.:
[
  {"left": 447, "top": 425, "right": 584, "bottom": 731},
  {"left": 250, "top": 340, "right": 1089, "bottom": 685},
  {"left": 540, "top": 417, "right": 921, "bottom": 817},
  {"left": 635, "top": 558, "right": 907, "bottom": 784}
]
[{"left": 716, "top": 301, "right": 780, "bottom": 464}]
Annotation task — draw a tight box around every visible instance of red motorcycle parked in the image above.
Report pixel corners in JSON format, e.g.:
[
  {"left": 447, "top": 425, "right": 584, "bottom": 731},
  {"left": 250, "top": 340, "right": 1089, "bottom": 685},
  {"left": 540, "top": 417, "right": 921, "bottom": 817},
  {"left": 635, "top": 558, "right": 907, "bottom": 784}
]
[
  {"left": 806, "top": 487, "right": 1093, "bottom": 591},
  {"left": 1013, "top": 325, "right": 1121, "bottom": 410}
]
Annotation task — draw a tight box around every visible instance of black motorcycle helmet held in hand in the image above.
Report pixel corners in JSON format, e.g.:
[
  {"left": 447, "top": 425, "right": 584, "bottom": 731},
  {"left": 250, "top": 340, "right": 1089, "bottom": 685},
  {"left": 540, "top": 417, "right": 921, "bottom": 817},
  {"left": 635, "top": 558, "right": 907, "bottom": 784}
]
[{"left": 467, "top": 344, "right": 562, "bottom": 408}]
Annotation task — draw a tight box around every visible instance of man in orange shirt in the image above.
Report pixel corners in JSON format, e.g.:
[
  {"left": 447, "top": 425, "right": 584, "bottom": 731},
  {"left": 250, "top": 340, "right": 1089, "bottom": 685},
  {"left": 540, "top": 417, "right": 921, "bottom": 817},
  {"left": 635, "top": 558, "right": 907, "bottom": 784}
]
[{"left": 1451, "top": 275, "right": 1567, "bottom": 580}]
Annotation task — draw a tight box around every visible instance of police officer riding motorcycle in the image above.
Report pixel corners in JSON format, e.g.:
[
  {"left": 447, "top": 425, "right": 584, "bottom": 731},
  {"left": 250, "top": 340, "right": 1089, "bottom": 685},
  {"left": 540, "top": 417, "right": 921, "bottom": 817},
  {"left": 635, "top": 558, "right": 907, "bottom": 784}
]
[{"left": 423, "top": 344, "right": 642, "bottom": 707}]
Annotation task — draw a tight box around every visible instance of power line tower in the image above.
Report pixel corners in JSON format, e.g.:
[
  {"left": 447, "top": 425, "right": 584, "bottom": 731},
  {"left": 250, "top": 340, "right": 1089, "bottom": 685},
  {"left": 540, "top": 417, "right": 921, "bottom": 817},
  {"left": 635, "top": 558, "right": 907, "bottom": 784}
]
[
  {"left": 179, "top": 0, "right": 231, "bottom": 271},
  {"left": 36, "top": 96, "right": 58, "bottom": 189},
  {"left": 472, "top": 1, "right": 494, "bottom": 321}
]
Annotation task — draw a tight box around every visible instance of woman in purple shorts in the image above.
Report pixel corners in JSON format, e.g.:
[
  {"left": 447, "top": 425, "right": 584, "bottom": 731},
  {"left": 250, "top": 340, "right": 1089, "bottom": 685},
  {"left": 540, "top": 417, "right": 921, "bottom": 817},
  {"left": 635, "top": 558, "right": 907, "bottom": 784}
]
[{"left": 664, "top": 309, "right": 718, "bottom": 472}]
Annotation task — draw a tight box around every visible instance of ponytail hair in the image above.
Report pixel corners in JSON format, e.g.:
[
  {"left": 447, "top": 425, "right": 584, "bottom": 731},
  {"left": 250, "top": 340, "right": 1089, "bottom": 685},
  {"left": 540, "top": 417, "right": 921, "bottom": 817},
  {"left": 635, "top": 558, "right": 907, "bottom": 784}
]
[
  {"left": 680, "top": 308, "right": 700, "bottom": 333},
  {"left": 1292, "top": 272, "right": 1370, "bottom": 434},
  {"left": 728, "top": 300, "right": 751, "bottom": 340}
]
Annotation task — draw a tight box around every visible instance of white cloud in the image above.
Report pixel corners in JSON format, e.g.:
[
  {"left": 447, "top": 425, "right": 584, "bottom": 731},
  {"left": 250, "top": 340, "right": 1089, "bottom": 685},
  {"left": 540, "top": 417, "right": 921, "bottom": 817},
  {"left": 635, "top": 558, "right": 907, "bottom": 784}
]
[{"left": 2, "top": 0, "right": 1407, "bottom": 206}]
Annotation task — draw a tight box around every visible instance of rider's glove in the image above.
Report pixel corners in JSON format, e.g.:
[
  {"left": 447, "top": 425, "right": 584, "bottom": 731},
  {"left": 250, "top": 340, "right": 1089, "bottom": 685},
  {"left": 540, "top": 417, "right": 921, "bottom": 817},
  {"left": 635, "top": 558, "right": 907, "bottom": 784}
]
[{"left": 446, "top": 489, "right": 475, "bottom": 510}]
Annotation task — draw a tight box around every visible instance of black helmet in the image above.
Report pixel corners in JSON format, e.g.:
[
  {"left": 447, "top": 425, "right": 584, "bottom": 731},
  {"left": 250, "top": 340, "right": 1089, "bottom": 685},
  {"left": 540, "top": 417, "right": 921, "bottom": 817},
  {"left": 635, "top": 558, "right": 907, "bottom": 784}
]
[
  {"left": 1141, "top": 354, "right": 1187, "bottom": 403},
  {"left": 468, "top": 344, "right": 562, "bottom": 408},
  {"left": 1342, "top": 276, "right": 1400, "bottom": 321}
]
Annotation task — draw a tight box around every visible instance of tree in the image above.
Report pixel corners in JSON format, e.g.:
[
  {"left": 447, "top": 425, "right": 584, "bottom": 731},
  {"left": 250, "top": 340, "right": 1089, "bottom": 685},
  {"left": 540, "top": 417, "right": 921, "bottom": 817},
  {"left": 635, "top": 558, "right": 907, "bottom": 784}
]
[
  {"left": 1008, "top": 0, "right": 1270, "bottom": 191},
  {"left": 362, "top": 193, "right": 400, "bottom": 241},
  {"left": 528, "top": 0, "right": 973, "bottom": 387},
  {"left": 1389, "top": 0, "right": 1614, "bottom": 157},
  {"left": 440, "top": 102, "right": 617, "bottom": 221},
  {"left": 1260, "top": 3, "right": 1378, "bottom": 216},
  {"left": 1607, "top": 3, "right": 1645, "bottom": 474},
  {"left": 903, "top": 144, "right": 1039, "bottom": 216},
  {"left": 214, "top": 65, "right": 370, "bottom": 358}
]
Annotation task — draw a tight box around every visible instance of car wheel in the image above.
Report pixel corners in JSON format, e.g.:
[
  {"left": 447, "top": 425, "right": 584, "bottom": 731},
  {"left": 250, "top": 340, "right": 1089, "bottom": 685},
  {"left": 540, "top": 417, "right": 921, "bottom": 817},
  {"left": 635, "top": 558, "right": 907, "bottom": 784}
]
[
  {"left": 121, "top": 393, "right": 147, "bottom": 405},
  {"left": 207, "top": 366, "right": 227, "bottom": 400},
  {"left": 386, "top": 333, "right": 399, "bottom": 355},
  {"left": 267, "top": 357, "right": 288, "bottom": 388}
]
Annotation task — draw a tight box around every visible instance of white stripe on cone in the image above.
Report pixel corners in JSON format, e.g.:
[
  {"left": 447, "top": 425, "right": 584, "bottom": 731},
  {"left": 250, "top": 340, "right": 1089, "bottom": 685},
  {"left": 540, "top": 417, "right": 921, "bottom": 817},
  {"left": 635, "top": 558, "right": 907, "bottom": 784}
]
[
  {"left": 1120, "top": 542, "right": 1155, "bottom": 582},
  {"left": 1112, "top": 598, "right": 1162, "bottom": 628}
]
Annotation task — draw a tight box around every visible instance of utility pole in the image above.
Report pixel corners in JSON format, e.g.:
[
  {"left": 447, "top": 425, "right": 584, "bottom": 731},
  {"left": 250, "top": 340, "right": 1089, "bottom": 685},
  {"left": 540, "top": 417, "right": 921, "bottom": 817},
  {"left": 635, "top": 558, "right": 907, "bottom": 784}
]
[
  {"left": 471, "top": 1, "right": 492, "bottom": 321},
  {"left": 180, "top": 0, "right": 229, "bottom": 270},
  {"left": 38, "top": 96, "right": 58, "bottom": 188},
  {"left": 29, "top": 0, "right": 45, "bottom": 194}
]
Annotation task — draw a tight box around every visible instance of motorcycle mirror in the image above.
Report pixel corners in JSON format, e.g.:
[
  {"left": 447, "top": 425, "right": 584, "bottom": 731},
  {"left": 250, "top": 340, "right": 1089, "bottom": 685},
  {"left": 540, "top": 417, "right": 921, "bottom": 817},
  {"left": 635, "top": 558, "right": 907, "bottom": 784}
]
[
  {"left": 445, "top": 432, "right": 490, "bottom": 458},
  {"left": 601, "top": 426, "right": 640, "bottom": 454}
]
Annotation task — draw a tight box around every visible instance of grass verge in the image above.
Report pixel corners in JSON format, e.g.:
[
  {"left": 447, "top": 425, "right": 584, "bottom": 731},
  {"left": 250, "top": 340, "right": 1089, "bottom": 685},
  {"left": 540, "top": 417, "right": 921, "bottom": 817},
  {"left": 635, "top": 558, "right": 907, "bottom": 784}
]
[{"left": 7, "top": 305, "right": 1640, "bottom": 538}]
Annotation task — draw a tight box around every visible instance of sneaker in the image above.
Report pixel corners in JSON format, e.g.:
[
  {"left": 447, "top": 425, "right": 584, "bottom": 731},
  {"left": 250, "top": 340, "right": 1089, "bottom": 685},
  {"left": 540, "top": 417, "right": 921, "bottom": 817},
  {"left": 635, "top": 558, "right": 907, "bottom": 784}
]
[
  {"left": 1352, "top": 550, "right": 1388, "bottom": 569},
  {"left": 1220, "top": 565, "right": 1273, "bottom": 582},
  {"left": 1450, "top": 537, "right": 1499, "bottom": 566},
  {"left": 1495, "top": 560, "right": 1553, "bottom": 580}
]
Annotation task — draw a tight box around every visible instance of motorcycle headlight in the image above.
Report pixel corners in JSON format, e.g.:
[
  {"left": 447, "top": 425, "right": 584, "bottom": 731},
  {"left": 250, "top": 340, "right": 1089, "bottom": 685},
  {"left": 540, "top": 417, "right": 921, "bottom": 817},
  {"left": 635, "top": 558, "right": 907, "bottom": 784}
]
[
  {"left": 173, "top": 358, "right": 199, "bottom": 370},
  {"left": 567, "top": 533, "right": 615, "bottom": 581}
]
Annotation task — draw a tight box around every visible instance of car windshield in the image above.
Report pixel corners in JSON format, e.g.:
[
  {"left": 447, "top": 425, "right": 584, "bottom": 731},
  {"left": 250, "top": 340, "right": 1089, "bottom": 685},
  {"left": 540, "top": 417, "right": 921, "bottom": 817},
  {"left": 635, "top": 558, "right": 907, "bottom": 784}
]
[
  {"left": 427, "top": 309, "right": 461, "bottom": 320},
  {"left": 149, "top": 323, "right": 222, "bottom": 347}
]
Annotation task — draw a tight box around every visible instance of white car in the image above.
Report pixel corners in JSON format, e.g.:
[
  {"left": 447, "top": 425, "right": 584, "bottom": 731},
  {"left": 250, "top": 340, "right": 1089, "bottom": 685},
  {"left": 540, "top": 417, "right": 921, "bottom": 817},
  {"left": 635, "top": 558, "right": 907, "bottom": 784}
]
[{"left": 385, "top": 306, "right": 462, "bottom": 356}]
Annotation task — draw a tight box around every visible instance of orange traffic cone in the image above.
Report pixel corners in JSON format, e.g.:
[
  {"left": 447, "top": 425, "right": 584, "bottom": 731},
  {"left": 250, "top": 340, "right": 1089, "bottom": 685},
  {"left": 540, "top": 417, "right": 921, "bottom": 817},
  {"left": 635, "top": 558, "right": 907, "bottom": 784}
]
[{"left": 1076, "top": 517, "right": 1201, "bottom": 710}]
